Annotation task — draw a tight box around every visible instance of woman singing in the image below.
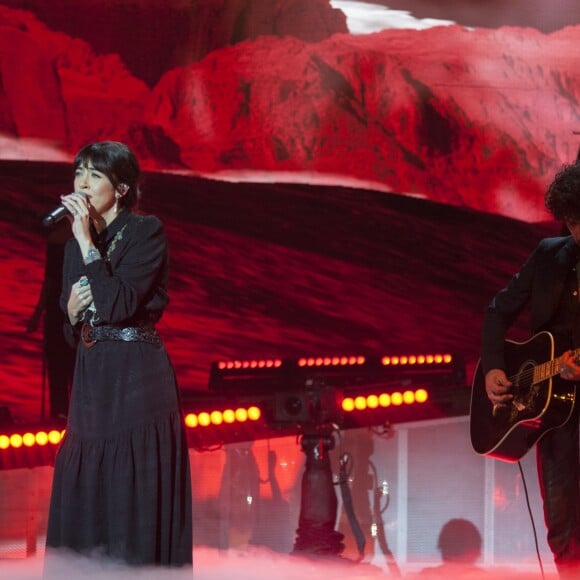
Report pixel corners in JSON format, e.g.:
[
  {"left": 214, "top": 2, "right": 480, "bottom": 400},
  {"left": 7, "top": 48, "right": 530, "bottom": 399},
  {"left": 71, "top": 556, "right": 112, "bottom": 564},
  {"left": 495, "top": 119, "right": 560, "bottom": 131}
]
[{"left": 44, "top": 141, "right": 192, "bottom": 572}]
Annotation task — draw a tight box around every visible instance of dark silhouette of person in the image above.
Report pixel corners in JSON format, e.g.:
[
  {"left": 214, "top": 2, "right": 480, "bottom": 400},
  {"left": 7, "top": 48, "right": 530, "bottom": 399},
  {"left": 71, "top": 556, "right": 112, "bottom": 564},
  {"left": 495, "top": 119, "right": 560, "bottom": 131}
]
[
  {"left": 418, "top": 518, "right": 486, "bottom": 577},
  {"left": 250, "top": 448, "right": 293, "bottom": 553},
  {"left": 27, "top": 221, "right": 75, "bottom": 422}
]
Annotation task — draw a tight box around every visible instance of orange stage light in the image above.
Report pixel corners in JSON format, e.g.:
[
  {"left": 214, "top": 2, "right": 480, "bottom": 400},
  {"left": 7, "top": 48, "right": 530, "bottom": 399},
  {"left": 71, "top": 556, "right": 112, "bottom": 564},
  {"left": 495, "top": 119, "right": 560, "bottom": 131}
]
[{"left": 341, "top": 389, "right": 430, "bottom": 413}]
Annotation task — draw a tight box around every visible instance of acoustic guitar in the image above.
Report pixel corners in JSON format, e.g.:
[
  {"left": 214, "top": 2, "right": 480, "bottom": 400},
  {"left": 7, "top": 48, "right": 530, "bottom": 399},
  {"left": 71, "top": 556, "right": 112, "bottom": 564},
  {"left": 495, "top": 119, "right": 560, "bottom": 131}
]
[{"left": 470, "top": 331, "right": 577, "bottom": 462}]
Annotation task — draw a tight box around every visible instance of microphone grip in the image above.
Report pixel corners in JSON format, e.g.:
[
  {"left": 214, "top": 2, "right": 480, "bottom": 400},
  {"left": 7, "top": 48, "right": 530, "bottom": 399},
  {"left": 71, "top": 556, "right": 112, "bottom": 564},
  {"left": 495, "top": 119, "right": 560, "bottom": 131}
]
[{"left": 42, "top": 205, "right": 70, "bottom": 227}]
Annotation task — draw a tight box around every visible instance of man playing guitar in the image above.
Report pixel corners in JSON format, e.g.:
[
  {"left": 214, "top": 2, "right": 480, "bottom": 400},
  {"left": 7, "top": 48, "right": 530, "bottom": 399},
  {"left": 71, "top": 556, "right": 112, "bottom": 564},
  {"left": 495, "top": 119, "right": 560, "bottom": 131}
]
[{"left": 477, "top": 162, "right": 580, "bottom": 579}]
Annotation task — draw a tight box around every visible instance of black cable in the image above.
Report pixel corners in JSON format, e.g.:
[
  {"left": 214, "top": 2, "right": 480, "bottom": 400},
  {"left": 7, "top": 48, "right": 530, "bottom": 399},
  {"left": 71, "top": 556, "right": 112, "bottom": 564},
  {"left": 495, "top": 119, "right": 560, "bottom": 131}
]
[
  {"left": 368, "top": 461, "right": 390, "bottom": 516},
  {"left": 337, "top": 451, "right": 366, "bottom": 560},
  {"left": 368, "top": 457, "right": 401, "bottom": 576},
  {"left": 331, "top": 427, "right": 366, "bottom": 559},
  {"left": 518, "top": 460, "right": 546, "bottom": 580}
]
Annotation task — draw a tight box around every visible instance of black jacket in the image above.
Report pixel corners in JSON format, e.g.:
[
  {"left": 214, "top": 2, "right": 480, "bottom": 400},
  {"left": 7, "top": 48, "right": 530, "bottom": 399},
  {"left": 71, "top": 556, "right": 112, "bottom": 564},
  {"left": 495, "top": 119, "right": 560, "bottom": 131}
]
[{"left": 481, "top": 235, "right": 579, "bottom": 373}]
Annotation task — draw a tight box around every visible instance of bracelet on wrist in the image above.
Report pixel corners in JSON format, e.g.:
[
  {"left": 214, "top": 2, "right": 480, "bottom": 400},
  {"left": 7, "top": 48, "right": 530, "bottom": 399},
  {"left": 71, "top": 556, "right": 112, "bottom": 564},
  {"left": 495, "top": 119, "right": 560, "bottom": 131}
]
[{"left": 84, "top": 248, "right": 101, "bottom": 265}]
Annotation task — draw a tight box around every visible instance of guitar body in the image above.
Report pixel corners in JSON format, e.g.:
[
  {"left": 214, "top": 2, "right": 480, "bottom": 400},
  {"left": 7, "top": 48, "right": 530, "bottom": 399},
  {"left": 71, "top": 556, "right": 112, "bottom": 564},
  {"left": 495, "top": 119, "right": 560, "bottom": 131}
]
[{"left": 470, "top": 331, "right": 577, "bottom": 462}]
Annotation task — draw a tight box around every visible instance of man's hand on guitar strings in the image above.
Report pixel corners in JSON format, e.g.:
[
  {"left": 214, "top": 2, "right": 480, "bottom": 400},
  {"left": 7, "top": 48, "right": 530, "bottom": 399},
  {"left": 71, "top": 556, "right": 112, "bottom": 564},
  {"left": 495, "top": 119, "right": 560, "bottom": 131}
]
[
  {"left": 559, "top": 350, "right": 580, "bottom": 381},
  {"left": 484, "top": 369, "right": 513, "bottom": 413}
]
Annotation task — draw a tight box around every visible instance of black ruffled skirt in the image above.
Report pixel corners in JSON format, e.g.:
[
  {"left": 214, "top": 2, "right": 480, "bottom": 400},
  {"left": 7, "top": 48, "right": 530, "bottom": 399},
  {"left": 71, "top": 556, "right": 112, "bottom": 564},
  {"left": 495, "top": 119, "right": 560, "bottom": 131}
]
[{"left": 46, "top": 411, "right": 192, "bottom": 568}]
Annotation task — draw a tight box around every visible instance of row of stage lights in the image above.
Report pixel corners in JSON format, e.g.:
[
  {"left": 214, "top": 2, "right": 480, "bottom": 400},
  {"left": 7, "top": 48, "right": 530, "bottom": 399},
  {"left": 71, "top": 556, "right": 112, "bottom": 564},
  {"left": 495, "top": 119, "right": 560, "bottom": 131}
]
[
  {"left": 216, "top": 353, "right": 454, "bottom": 371},
  {"left": 184, "top": 387, "right": 430, "bottom": 430},
  {"left": 0, "top": 429, "right": 65, "bottom": 450},
  {"left": 185, "top": 406, "right": 262, "bottom": 428},
  {"left": 341, "top": 388, "right": 428, "bottom": 411},
  {"left": 0, "top": 387, "right": 431, "bottom": 449}
]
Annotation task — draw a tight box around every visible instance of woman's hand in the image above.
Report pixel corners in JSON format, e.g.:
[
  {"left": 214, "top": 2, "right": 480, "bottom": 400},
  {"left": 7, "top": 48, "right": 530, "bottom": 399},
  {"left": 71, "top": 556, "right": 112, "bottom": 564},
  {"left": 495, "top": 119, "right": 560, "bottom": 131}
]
[
  {"left": 60, "top": 192, "right": 91, "bottom": 242},
  {"left": 61, "top": 192, "right": 99, "bottom": 259},
  {"left": 67, "top": 276, "right": 93, "bottom": 325}
]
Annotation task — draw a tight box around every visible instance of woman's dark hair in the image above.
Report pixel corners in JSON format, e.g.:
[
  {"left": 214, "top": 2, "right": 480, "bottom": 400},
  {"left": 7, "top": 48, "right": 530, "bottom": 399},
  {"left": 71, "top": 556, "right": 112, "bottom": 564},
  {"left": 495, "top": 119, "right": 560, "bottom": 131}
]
[
  {"left": 73, "top": 141, "right": 141, "bottom": 210},
  {"left": 544, "top": 162, "right": 580, "bottom": 222}
]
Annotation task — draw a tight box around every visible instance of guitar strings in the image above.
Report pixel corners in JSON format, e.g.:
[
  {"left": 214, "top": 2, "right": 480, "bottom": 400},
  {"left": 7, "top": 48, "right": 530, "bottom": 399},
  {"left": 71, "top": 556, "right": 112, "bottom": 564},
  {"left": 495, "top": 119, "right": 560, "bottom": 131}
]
[
  {"left": 506, "top": 357, "right": 562, "bottom": 385},
  {"left": 506, "top": 368, "right": 535, "bottom": 383}
]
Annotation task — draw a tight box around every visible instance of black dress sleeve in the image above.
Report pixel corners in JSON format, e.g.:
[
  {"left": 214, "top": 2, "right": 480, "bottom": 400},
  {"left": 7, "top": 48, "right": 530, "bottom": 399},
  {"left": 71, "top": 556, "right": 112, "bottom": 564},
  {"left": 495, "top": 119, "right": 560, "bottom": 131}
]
[{"left": 86, "top": 216, "right": 168, "bottom": 325}]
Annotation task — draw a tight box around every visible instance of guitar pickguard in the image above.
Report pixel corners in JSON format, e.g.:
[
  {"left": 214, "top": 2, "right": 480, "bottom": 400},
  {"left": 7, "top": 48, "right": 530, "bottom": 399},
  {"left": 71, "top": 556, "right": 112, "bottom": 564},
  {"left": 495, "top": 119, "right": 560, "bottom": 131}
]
[{"left": 510, "top": 360, "right": 541, "bottom": 421}]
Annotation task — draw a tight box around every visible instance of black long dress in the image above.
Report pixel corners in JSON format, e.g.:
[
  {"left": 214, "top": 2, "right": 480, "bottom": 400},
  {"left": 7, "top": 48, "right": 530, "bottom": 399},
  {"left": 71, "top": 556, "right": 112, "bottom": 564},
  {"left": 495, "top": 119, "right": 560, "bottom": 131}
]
[{"left": 45, "top": 209, "right": 193, "bottom": 568}]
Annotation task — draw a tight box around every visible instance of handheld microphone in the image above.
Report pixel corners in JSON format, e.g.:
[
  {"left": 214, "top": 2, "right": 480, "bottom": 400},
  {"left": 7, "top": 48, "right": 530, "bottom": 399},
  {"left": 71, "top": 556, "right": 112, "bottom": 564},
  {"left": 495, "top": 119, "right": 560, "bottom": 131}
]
[
  {"left": 42, "top": 192, "right": 86, "bottom": 228},
  {"left": 42, "top": 205, "right": 70, "bottom": 227}
]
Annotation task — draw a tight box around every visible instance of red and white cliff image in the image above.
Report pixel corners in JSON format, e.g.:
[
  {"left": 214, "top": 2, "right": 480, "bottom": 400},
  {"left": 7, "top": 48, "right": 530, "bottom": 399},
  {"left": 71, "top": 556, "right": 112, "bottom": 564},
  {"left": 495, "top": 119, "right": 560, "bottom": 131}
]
[{"left": 0, "top": 2, "right": 578, "bottom": 222}]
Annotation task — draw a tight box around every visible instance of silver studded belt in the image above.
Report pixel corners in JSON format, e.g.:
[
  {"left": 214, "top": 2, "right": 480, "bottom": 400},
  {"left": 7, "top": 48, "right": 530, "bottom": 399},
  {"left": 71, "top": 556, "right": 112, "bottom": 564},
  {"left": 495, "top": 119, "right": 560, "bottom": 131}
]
[{"left": 81, "top": 323, "right": 160, "bottom": 348}]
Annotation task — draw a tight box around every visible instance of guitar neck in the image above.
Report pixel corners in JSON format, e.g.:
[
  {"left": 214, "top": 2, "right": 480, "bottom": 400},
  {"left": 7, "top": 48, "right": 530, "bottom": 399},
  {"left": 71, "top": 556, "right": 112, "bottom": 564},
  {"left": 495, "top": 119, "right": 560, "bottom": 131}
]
[{"left": 534, "top": 348, "right": 580, "bottom": 384}]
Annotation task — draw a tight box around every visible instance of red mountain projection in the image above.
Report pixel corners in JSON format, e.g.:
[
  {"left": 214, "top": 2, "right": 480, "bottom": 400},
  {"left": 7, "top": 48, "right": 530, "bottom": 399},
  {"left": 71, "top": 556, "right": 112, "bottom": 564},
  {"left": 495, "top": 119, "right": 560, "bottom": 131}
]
[
  {"left": 0, "top": 4, "right": 578, "bottom": 222},
  {"left": 0, "top": 0, "right": 348, "bottom": 86},
  {"left": 146, "top": 26, "right": 579, "bottom": 222}
]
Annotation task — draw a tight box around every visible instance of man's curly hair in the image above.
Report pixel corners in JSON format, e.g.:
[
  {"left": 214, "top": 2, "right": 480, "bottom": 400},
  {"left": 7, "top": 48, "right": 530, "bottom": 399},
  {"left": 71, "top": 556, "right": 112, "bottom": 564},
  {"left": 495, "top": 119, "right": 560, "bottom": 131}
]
[{"left": 544, "top": 163, "right": 580, "bottom": 221}]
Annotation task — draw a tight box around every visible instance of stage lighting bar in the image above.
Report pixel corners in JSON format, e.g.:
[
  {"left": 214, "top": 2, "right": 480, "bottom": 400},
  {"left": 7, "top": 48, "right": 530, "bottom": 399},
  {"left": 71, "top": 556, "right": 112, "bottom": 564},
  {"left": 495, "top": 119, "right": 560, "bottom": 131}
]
[
  {"left": 181, "top": 393, "right": 282, "bottom": 450},
  {"left": 184, "top": 405, "right": 262, "bottom": 429},
  {"left": 209, "top": 351, "right": 463, "bottom": 396},
  {"left": 0, "top": 429, "right": 65, "bottom": 450},
  {"left": 298, "top": 356, "right": 366, "bottom": 367},
  {"left": 217, "top": 359, "right": 283, "bottom": 371},
  {"left": 381, "top": 354, "right": 452, "bottom": 366},
  {"left": 181, "top": 381, "right": 446, "bottom": 449},
  {"left": 337, "top": 386, "right": 432, "bottom": 431},
  {"left": 341, "top": 388, "right": 429, "bottom": 413},
  {"left": 0, "top": 428, "right": 66, "bottom": 470}
]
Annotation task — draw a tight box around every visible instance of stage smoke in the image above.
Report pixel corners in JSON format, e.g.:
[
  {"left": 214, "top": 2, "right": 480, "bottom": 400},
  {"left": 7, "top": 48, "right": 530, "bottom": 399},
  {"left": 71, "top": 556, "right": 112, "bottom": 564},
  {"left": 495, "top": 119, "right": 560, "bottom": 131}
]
[{"left": 0, "top": 546, "right": 561, "bottom": 580}]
